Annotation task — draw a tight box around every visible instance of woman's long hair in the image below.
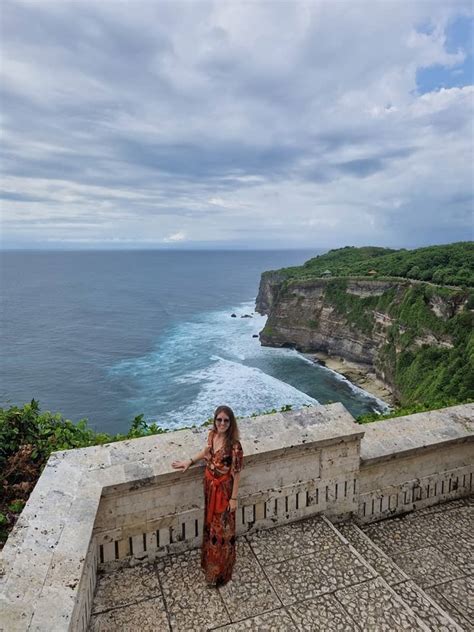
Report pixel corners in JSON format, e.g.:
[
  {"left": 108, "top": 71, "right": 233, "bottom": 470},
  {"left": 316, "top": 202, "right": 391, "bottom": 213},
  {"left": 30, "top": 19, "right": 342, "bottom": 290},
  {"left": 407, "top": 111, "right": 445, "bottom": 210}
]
[{"left": 212, "top": 405, "right": 240, "bottom": 450}]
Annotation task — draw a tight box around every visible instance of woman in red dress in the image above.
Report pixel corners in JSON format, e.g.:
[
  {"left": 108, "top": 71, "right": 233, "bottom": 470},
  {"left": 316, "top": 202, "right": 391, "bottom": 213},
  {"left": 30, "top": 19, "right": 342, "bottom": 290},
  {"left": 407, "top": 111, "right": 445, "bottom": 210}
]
[{"left": 172, "top": 405, "right": 244, "bottom": 587}]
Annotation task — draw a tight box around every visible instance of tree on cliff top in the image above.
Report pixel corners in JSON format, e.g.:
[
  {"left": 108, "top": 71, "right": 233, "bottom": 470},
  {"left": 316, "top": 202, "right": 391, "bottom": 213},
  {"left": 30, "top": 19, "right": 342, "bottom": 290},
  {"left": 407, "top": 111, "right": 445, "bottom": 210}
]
[{"left": 275, "top": 242, "right": 474, "bottom": 287}]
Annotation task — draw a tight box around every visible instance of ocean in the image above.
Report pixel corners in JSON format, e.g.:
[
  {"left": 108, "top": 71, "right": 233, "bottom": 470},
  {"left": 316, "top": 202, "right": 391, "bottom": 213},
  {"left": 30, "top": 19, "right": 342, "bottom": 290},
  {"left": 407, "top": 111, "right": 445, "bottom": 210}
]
[{"left": 0, "top": 250, "right": 387, "bottom": 434}]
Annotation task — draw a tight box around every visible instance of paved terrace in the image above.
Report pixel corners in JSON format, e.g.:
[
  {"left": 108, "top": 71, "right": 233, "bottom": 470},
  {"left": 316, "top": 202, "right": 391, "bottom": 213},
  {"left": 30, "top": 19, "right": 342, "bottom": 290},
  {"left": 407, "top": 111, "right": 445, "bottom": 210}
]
[{"left": 89, "top": 497, "right": 473, "bottom": 631}]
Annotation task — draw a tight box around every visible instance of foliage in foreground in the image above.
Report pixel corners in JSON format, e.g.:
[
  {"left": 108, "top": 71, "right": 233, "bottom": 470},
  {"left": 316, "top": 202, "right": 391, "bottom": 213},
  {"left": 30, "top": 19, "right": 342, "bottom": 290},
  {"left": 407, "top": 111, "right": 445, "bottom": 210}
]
[{"left": 0, "top": 401, "right": 165, "bottom": 545}]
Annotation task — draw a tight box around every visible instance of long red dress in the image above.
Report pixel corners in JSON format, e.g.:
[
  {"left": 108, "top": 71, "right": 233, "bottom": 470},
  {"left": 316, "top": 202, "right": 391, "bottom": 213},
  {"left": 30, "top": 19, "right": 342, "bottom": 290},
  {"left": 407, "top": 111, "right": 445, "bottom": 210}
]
[{"left": 201, "top": 429, "right": 244, "bottom": 585}]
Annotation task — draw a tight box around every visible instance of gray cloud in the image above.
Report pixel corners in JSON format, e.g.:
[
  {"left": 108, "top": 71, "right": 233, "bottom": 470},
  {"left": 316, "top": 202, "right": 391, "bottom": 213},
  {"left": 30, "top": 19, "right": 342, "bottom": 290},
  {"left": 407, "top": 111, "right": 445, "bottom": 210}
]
[
  {"left": 336, "top": 148, "right": 416, "bottom": 178},
  {"left": 1, "top": 0, "right": 473, "bottom": 248}
]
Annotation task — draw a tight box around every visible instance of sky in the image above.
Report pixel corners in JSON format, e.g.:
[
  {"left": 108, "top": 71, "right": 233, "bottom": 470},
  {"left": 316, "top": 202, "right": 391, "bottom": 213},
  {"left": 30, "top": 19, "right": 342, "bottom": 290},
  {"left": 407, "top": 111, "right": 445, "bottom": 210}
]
[{"left": 1, "top": 0, "right": 473, "bottom": 250}]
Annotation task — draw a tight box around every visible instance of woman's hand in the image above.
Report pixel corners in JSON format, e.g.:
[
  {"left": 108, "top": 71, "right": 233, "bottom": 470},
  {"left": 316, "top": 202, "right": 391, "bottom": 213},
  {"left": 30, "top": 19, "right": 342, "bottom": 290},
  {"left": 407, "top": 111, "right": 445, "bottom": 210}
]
[
  {"left": 228, "top": 498, "right": 237, "bottom": 512},
  {"left": 171, "top": 459, "right": 191, "bottom": 472}
]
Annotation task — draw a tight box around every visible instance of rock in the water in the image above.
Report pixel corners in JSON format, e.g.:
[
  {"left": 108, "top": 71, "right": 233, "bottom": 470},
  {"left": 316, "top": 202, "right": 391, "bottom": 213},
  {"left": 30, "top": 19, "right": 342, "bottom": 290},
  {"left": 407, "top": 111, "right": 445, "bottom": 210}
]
[
  {"left": 252, "top": 334, "right": 258, "bottom": 338},
  {"left": 241, "top": 314, "right": 253, "bottom": 318},
  {"left": 231, "top": 313, "right": 237, "bottom": 318}
]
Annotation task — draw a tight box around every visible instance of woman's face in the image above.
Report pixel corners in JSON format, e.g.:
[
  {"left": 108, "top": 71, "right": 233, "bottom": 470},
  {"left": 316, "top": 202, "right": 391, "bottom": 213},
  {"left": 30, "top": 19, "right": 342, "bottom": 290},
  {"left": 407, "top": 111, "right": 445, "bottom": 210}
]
[{"left": 215, "top": 411, "right": 231, "bottom": 434}]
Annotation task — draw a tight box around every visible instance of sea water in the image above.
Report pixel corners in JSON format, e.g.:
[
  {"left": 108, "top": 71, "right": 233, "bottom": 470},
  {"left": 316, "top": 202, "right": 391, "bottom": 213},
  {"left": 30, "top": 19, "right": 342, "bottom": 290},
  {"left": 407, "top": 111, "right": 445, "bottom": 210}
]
[{"left": 0, "top": 250, "right": 387, "bottom": 434}]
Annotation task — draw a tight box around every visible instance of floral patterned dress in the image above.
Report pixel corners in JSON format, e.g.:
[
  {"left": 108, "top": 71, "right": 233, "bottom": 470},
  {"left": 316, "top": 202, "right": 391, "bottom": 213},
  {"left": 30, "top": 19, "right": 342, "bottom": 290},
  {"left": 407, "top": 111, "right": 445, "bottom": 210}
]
[{"left": 201, "top": 429, "right": 244, "bottom": 584}]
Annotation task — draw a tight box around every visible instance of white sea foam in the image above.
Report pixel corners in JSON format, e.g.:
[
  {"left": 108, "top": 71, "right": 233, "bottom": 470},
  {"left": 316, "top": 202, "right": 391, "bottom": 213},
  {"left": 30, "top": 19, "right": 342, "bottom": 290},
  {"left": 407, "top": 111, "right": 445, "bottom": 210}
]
[
  {"left": 162, "top": 355, "right": 318, "bottom": 430},
  {"left": 108, "top": 298, "right": 387, "bottom": 429},
  {"left": 226, "top": 302, "right": 389, "bottom": 410}
]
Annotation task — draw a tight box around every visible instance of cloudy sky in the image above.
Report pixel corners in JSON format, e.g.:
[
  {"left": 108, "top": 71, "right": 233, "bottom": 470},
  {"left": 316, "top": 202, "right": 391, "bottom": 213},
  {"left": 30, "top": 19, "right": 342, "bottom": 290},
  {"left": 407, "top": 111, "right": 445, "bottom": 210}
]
[{"left": 1, "top": 0, "right": 473, "bottom": 249}]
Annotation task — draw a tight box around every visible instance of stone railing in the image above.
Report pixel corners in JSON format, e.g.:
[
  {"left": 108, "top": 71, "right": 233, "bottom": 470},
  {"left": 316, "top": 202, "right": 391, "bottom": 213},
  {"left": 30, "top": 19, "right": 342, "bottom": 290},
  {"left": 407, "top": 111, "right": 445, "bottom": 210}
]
[
  {"left": 94, "top": 404, "right": 362, "bottom": 571},
  {"left": 358, "top": 405, "right": 473, "bottom": 523},
  {"left": 1, "top": 402, "right": 473, "bottom": 631}
]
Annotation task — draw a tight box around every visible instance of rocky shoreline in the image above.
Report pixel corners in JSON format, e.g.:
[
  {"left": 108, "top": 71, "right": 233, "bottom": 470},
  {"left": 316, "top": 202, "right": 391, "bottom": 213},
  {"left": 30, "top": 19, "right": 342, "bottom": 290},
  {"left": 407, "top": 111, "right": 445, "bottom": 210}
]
[{"left": 310, "top": 352, "right": 398, "bottom": 408}]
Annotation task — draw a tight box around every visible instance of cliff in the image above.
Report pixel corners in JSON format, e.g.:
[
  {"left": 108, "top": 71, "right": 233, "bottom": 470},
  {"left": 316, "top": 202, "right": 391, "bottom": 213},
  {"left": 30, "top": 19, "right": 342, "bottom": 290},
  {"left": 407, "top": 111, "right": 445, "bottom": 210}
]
[
  {"left": 256, "top": 277, "right": 400, "bottom": 362},
  {"left": 256, "top": 273, "right": 473, "bottom": 407}
]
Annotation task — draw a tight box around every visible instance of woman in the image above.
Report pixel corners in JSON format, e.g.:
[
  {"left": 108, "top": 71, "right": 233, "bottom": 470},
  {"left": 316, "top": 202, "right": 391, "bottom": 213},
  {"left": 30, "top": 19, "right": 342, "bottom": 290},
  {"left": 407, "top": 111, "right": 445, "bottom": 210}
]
[{"left": 171, "top": 405, "right": 243, "bottom": 587}]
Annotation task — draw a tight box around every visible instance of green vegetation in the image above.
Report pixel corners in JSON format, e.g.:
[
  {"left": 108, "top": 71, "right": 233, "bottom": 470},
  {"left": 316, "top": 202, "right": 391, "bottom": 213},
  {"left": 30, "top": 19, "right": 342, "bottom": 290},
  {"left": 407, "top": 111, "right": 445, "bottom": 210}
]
[
  {"left": 356, "top": 398, "right": 471, "bottom": 424},
  {"left": 263, "top": 243, "right": 474, "bottom": 412},
  {"left": 312, "top": 281, "right": 472, "bottom": 407},
  {"left": 323, "top": 278, "right": 379, "bottom": 334},
  {"left": 0, "top": 400, "right": 169, "bottom": 546},
  {"left": 318, "top": 280, "right": 474, "bottom": 406},
  {"left": 261, "top": 323, "right": 275, "bottom": 337},
  {"left": 266, "top": 242, "right": 474, "bottom": 287},
  {"left": 378, "top": 283, "right": 473, "bottom": 406}
]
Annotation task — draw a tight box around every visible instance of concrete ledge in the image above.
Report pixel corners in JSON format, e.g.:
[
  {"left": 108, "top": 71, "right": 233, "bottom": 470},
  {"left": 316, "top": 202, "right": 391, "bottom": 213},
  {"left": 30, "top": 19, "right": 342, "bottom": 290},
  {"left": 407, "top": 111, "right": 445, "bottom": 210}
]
[
  {"left": 360, "top": 404, "right": 474, "bottom": 465},
  {"left": 358, "top": 404, "right": 474, "bottom": 524}
]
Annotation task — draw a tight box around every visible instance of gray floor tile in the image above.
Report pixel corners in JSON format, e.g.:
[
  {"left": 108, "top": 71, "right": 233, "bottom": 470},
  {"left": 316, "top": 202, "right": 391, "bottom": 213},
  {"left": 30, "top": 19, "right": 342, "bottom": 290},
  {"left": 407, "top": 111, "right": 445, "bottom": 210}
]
[
  {"left": 394, "top": 580, "right": 462, "bottom": 632},
  {"left": 89, "top": 596, "right": 169, "bottom": 631},
  {"left": 287, "top": 592, "right": 362, "bottom": 631},
  {"left": 338, "top": 522, "right": 407, "bottom": 585},
  {"left": 92, "top": 564, "right": 162, "bottom": 614},
  {"left": 157, "top": 548, "right": 230, "bottom": 631},
  {"left": 213, "top": 608, "right": 296, "bottom": 631},
  {"left": 247, "top": 515, "right": 344, "bottom": 566},
  {"left": 440, "top": 535, "right": 474, "bottom": 576},
  {"left": 392, "top": 546, "right": 465, "bottom": 588},
  {"left": 413, "top": 499, "right": 468, "bottom": 518},
  {"left": 218, "top": 540, "right": 281, "bottom": 622},
  {"left": 264, "top": 544, "right": 375, "bottom": 606},
  {"left": 428, "top": 576, "right": 474, "bottom": 631},
  {"left": 363, "top": 518, "right": 437, "bottom": 556},
  {"left": 336, "top": 577, "right": 426, "bottom": 631}
]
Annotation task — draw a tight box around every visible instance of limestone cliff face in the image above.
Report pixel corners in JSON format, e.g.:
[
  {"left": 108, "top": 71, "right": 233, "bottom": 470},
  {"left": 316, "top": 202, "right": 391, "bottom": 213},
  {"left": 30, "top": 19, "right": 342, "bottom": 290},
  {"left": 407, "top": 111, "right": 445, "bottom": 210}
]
[
  {"left": 255, "top": 270, "right": 288, "bottom": 314},
  {"left": 255, "top": 275, "right": 457, "bottom": 399},
  {"left": 256, "top": 278, "right": 396, "bottom": 363}
]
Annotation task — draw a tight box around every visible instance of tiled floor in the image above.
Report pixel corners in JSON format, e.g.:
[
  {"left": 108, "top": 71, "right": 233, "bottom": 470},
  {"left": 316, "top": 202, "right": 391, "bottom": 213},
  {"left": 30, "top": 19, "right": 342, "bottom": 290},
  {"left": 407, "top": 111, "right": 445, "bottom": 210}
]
[{"left": 89, "top": 498, "right": 473, "bottom": 631}]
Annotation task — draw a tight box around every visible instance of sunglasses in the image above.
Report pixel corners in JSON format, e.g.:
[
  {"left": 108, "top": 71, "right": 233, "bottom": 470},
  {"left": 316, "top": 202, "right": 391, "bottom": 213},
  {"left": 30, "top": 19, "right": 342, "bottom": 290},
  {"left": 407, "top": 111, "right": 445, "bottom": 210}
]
[{"left": 216, "top": 417, "right": 230, "bottom": 424}]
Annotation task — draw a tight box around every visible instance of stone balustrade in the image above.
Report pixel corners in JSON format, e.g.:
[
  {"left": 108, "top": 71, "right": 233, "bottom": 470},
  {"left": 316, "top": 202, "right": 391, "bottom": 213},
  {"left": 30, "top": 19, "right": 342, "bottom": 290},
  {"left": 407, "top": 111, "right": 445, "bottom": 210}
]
[
  {"left": 1, "top": 402, "right": 473, "bottom": 631},
  {"left": 359, "top": 406, "right": 473, "bottom": 523}
]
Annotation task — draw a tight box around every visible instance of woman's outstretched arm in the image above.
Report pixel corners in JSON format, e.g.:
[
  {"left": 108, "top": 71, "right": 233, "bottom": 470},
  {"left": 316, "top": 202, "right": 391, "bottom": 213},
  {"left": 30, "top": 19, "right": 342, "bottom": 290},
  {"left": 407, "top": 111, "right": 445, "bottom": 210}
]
[{"left": 171, "top": 446, "right": 208, "bottom": 472}]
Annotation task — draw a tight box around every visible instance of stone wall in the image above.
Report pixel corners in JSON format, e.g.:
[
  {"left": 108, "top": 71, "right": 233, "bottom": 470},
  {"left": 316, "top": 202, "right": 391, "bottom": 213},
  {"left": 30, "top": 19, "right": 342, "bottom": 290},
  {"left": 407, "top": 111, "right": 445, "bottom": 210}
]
[
  {"left": 93, "top": 404, "right": 362, "bottom": 568},
  {"left": 1, "top": 402, "right": 472, "bottom": 631},
  {"left": 358, "top": 405, "right": 473, "bottom": 523}
]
